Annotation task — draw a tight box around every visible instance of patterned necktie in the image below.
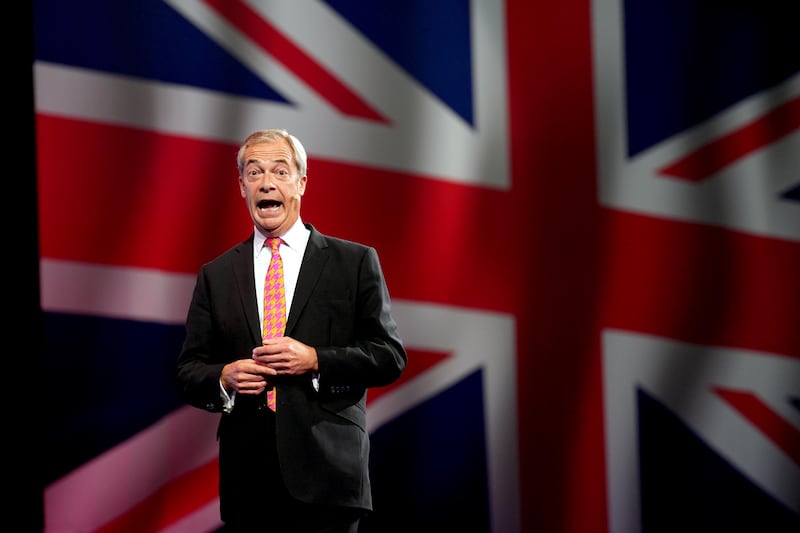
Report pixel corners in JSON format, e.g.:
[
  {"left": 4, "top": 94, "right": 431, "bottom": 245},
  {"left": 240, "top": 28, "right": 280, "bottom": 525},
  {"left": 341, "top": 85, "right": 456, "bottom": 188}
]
[{"left": 263, "top": 237, "right": 286, "bottom": 411}]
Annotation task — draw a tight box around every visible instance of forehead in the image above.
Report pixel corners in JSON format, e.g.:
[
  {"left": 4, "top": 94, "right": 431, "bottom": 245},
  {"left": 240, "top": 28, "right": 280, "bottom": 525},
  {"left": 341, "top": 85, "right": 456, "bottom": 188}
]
[{"left": 244, "top": 140, "right": 294, "bottom": 166}]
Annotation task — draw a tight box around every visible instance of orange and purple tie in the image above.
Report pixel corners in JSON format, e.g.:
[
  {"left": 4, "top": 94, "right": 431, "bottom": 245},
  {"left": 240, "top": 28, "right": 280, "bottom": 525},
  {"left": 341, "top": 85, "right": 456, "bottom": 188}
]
[{"left": 263, "top": 237, "right": 286, "bottom": 411}]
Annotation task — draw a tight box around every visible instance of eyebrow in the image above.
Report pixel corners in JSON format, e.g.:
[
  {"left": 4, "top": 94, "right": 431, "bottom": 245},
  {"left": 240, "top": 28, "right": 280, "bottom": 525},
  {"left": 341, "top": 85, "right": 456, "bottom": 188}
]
[{"left": 246, "top": 157, "right": 290, "bottom": 167}]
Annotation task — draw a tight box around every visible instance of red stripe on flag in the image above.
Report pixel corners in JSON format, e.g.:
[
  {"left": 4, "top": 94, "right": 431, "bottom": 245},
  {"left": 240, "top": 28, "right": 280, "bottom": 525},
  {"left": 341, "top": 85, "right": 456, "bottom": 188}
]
[
  {"left": 95, "top": 458, "right": 219, "bottom": 533},
  {"left": 38, "top": 114, "right": 513, "bottom": 312},
  {"left": 203, "top": 0, "right": 387, "bottom": 123},
  {"left": 714, "top": 387, "right": 800, "bottom": 464},
  {"left": 36, "top": 115, "right": 251, "bottom": 273},
  {"left": 659, "top": 96, "right": 800, "bottom": 181}
]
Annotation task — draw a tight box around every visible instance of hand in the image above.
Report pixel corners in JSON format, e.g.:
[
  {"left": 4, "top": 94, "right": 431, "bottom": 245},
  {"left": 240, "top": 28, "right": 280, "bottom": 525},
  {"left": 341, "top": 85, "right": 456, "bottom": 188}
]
[
  {"left": 220, "top": 358, "right": 275, "bottom": 395},
  {"left": 252, "top": 336, "right": 319, "bottom": 375}
]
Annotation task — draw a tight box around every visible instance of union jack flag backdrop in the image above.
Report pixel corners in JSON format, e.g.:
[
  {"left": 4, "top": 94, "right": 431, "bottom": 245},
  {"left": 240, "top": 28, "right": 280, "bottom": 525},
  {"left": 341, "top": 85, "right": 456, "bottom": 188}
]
[{"left": 32, "top": 1, "right": 799, "bottom": 532}]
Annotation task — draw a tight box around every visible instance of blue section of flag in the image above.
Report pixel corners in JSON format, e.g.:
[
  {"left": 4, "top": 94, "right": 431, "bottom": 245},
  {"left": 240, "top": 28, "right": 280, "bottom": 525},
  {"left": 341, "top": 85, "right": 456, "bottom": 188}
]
[
  {"left": 638, "top": 389, "right": 800, "bottom": 531},
  {"left": 624, "top": 1, "right": 800, "bottom": 157},
  {"left": 43, "top": 313, "right": 185, "bottom": 485},
  {"left": 368, "top": 370, "right": 490, "bottom": 532},
  {"left": 324, "top": 0, "right": 474, "bottom": 125},
  {"left": 32, "top": 0, "right": 287, "bottom": 102}
]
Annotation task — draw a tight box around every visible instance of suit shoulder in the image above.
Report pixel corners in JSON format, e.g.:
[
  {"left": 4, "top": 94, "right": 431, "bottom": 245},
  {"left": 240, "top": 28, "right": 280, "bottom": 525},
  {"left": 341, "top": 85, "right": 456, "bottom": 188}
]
[
  {"left": 313, "top": 232, "right": 377, "bottom": 263},
  {"left": 199, "top": 236, "right": 252, "bottom": 272},
  {"left": 326, "top": 235, "right": 373, "bottom": 253},
  {"left": 308, "top": 224, "right": 372, "bottom": 253}
]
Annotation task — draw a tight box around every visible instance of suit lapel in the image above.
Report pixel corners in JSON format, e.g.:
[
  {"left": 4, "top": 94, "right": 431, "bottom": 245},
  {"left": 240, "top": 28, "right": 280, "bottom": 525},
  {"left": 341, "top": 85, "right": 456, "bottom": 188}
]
[
  {"left": 286, "top": 225, "right": 328, "bottom": 335},
  {"left": 232, "top": 235, "right": 262, "bottom": 344}
]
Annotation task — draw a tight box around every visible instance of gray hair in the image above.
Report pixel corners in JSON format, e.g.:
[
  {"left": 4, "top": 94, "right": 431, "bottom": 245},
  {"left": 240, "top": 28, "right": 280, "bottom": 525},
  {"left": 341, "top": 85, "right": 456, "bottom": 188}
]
[{"left": 236, "top": 129, "right": 308, "bottom": 177}]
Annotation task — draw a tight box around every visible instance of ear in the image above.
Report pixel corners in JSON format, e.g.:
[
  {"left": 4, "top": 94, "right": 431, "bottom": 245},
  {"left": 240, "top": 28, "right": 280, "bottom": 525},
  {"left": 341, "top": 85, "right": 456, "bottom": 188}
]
[
  {"left": 298, "top": 175, "right": 308, "bottom": 195},
  {"left": 238, "top": 176, "right": 247, "bottom": 198}
]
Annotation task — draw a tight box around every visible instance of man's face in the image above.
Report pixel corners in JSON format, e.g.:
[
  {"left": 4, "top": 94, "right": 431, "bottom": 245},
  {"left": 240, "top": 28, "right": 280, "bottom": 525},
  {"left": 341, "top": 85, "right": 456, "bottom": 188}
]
[{"left": 239, "top": 139, "right": 307, "bottom": 238}]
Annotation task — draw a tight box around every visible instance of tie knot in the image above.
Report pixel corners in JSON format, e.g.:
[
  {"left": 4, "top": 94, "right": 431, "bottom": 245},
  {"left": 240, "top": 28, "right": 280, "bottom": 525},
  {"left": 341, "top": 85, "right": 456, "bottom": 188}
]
[{"left": 266, "top": 237, "right": 281, "bottom": 253}]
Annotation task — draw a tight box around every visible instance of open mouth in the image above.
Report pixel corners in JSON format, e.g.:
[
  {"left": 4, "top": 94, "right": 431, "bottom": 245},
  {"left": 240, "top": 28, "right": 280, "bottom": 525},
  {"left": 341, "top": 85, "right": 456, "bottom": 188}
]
[{"left": 257, "top": 199, "right": 282, "bottom": 211}]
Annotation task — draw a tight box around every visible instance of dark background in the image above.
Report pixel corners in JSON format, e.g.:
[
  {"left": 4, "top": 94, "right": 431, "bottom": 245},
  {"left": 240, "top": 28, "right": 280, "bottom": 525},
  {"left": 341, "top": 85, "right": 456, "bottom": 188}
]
[{"left": 20, "top": 3, "right": 44, "bottom": 530}]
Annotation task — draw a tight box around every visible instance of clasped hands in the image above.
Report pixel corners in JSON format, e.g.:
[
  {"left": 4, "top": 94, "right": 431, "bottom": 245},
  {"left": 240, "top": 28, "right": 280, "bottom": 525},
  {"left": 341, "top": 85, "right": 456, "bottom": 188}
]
[{"left": 221, "top": 336, "right": 318, "bottom": 395}]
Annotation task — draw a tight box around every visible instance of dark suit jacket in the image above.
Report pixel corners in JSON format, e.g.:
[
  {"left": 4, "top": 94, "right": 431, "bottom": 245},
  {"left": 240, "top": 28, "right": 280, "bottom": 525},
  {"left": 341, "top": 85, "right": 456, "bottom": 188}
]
[{"left": 175, "top": 223, "right": 407, "bottom": 513}]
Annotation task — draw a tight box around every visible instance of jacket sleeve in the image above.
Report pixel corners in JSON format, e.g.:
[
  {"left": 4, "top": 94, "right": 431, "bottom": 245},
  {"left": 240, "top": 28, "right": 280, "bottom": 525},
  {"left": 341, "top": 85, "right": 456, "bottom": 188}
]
[
  {"left": 313, "top": 245, "right": 407, "bottom": 393},
  {"left": 175, "top": 265, "right": 228, "bottom": 412}
]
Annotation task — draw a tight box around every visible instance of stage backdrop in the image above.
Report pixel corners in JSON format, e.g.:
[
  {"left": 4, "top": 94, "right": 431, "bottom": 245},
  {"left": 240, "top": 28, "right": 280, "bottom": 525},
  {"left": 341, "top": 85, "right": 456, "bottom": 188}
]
[{"left": 34, "top": 1, "right": 799, "bottom": 532}]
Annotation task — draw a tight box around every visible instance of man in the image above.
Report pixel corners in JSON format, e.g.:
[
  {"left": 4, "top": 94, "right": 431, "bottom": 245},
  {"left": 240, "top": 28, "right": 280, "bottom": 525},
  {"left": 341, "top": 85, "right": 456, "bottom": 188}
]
[{"left": 175, "top": 128, "right": 407, "bottom": 532}]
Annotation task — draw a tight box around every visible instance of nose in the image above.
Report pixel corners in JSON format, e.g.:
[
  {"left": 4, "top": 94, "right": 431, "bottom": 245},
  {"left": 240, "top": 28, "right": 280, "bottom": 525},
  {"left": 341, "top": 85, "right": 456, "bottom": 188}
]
[{"left": 259, "top": 176, "right": 276, "bottom": 191}]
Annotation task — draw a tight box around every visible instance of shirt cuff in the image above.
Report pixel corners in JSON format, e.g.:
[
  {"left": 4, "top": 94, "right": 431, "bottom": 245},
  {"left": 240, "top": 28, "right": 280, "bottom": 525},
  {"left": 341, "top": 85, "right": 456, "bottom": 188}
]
[{"left": 220, "top": 379, "right": 236, "bottom": 413}]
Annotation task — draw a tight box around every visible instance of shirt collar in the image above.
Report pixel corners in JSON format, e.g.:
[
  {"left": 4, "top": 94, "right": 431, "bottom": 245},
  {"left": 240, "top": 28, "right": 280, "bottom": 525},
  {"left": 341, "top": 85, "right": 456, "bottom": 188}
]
[{"left": 253, "top": 217, "right": 305, "bottom": 255}]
